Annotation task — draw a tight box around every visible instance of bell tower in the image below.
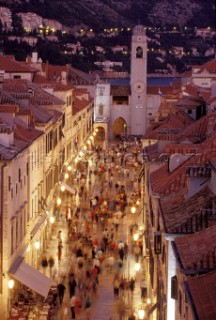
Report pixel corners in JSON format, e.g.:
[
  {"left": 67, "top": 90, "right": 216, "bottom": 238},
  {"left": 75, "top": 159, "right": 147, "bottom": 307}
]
[{"left": 130, "top": 25, "right": 147, "bottom": 135}]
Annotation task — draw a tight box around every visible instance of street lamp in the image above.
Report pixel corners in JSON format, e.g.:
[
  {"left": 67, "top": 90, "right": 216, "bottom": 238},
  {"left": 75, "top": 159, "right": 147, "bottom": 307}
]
[
  {"left": 138, "top": 308, "right": 145, "bottom": 319},
  {"left": 67, "top": 165, "right": 72, "bottom": 171},
  {"left": 34, "top": 241, "right": 40, "bottom": 250},
  {"left": 49, "top": 216, "right": 55, "bottom": 224},
  {"left": 131, "top": 206, "right": 136, "bottom": 214},
  {"left": 135, "top": 262, "right": 141, "bottom": 271},
  {"left": 8, "top": 279, "right": 14, "bottom": 289},
  {"left": 60, "top": 184, "right": 65, "bottom": 192},
  {"left": 64, "top": 173, "right": 69, "bottom": 180},
  {"left": 134, "top": 233, "right": 139, "bottom": 241},
  {"left": 57, "top": 197, "right": 61, "bottom": 206}
]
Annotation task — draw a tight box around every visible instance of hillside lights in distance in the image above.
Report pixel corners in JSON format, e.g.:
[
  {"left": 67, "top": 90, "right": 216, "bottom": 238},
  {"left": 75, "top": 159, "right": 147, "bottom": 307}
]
[{"left": 8, "top": 279, "right": 15, "bottom": 289}]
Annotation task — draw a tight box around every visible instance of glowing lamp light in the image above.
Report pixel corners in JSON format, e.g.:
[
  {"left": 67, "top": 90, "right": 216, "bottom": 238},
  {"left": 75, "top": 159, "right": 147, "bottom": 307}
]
[
  {"left": 67, "top": 165, "right": 72, "bottom": 171},
  {"left": 95, "top": 128, "right": 99, "bottom": 132},
  {"left": 87, "top": 140, "right": 91, "bottom": 145},
  {"left": 131, "top": 206, "right": 136, "bottom": 214},
  {"left": 75, "top": 158, "right": 78, "bottom": 164},
  {"left": 90, "top": 136, "right": 94, "bottom": 140},
  {"left": 79, "top": 151, "right": 83, "bottom": 156},
  {"left": 136, "top": 200, "right": 140, "bottom": 205},
  {"left": 34, "top": 241, "right": 40, "bottom": 250},
  {"left": 64, "top": 173, "right": 69, "bottom": 180},
  {"left": 135, "top": 262, "right": 141, "bottom": 271},
  {"left": 61, "top": 185, "right": 65, "bottom": 192},
  {"left": 93, "top": 132, "right": 96, "bottom": 136},
  {"left": 57, "top": 197, "right": 62, "bottom": 206},
  {"left": 84, "top": 145, "right": 87, "bottom": 150},
  {"left": 134, "top": 233, "right": 139, "bottom": 241},
  {"left": 147, "top": 298, "right": 151, "bottom": 305},
  {"left": 8, "top": 279, "right": 15, "bottom": 289},
  {"left": 49, "top": 216, "right": 55, "bottom": 224},
  {"left": 138, "top": 309, "right": 145, "bottom": 319}
]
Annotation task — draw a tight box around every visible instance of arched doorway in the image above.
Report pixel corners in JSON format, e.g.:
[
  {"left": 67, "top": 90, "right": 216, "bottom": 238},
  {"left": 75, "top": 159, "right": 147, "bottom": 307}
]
[
  {"left": 113, "top": 117, "right": 127, "bottom": 139},
  {"left": 94, "top": 126, "right": 105, "bottom": 146}
]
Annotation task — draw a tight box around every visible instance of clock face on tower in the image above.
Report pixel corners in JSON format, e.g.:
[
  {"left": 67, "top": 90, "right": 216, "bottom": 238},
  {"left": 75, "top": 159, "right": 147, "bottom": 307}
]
[{"left": 133, "top": 81, "right": 145, "bottom": 93}]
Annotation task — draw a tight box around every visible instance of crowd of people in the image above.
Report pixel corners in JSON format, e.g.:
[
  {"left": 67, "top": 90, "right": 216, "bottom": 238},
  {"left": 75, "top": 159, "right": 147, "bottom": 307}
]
[{"left": 42, "top": 139, "right": 148, "bottom": 320}]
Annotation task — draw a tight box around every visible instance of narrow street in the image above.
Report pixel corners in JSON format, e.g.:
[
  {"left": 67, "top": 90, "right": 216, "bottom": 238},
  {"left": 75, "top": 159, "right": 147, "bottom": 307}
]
[{"left": 39, "top": 140, "right": 147, "bottom": 320}]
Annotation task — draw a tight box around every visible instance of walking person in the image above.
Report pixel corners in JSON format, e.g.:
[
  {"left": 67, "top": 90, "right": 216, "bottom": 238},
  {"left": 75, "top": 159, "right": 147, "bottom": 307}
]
[
  {"left": 140, "top": 278, "right": 148, "bottom": 300},
  {"left": 113, "top": 274, "right": 120, "bottom": 299},
  {"left": 70, "top": 294, "right": 77, "bottom": 319},
  {"left": 57, "top": 281, "right": 66, "bottom": 305},
  {"left": 58, "top": 242, "right": 63, "bottom": 262}
]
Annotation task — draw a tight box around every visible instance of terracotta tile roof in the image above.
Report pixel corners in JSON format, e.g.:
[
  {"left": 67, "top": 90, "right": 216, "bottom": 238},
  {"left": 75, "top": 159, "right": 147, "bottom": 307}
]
[
  {"left": 174, "top": 225, "right": 216, "bottom": 272},
  {"left": 151, "top": 152, "right": 210, "bottom": 197},
  {"left": 30, "top": 106, "right": 53, "bottom": 123},
  {"left": 14, "top": 123, "right": 43, "bottom": 142},
  {"left": 41, "top": 63, "right": 68, "bottom": 81},
  {"left": 0, "top": 138, "right": 29, "bottom": 160},
  {"left": 33, "top": 73, "right": 75, "bottom": 92},
  {"left": 160, "top": 186, "right": 215, "bottom": 233},
  {"left": 144, "top": 111, "right": 194, "bottom": 139},
  {"left": 73, "top": 96, "right": 90, "bottom": 115},
  {"left": 3, "top": 79, "right": 65, "bottom": 107},
  {"left": 186, "top": 271, "right": 216, "bottom": 320},
  {"left": 0, "top": 54, "right": 37, "bottom": 73},
  {"left": 196, "top": 58, "right": 216, "bottom": 73},
  {"left": 0, "top": 104, "right": 19, "bottom": 113}
]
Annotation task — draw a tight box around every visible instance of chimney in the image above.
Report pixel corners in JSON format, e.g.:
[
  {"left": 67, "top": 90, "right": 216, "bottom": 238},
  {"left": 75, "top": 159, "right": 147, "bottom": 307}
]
[{"left": 32, "top": 52, "right": 38, "bottom": 64}]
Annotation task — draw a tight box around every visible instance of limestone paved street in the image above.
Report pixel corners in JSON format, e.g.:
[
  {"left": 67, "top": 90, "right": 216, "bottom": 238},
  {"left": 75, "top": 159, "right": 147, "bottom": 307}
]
[{"left": 39, "top": 141, "right": 146, "bottom": 320}]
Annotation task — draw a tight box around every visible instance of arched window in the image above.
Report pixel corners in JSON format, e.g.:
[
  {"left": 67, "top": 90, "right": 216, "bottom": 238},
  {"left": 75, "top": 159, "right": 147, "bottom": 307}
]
[
  {"left": 99, "top": 104, "right": 104, "bottom": 116},
  {"left": 136, "top": 46, "right": 143, "bottom": 58}
]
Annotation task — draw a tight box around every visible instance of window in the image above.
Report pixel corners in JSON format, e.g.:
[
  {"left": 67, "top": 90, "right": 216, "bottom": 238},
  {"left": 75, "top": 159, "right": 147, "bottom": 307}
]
[
  {"left": 13, "top": 75, "right": 21, "bottom": 79},
  {"left": 187, "top": 109, "right": 192, "bottom": 114},
  {"left": 99, "top": 104, "right": 104, "bottom": 116},
  {"left": 11, "top": 225, "right": 14, "bottom": 254},
  {"left": 18, "top": 169, "right": 21, "bottom": 182},
  {"left": 8, "top": 176, "right": 11, "bottom": 191},
  {"left": 179, "top": 290, "right": 182, "bottom": 315},
  {"left": 136, "top": 46, "right": 143, "bottom": 58},
  {"left": 171, "top": 276, "right": 178, "bottom": 300},
  {"left": 26, "top": 162, "right": 29, "bottom": 176}
]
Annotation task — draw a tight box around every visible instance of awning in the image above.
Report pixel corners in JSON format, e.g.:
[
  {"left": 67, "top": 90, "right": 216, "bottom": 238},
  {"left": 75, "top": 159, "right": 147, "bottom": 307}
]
[
  {"left": 30, "top": 213, "right": 47, "bottom": 238},
  {"left": 63, "top": 183, "right": 76, "bottom": 195},
  {"left": 9, "top": 256, "right": 52, "bottom": 297}
]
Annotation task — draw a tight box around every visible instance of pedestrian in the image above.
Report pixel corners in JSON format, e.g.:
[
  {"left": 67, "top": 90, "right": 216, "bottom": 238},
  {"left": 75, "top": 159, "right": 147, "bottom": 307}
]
[
  {"left": 124, "top": 242, "right": 129, "bottom": 259},
  {"left": 113, "top": 274, "right": 120, "bottom": 299},
  {"left": 140, "top": 278, "right": 148, "bottom": 299},
  {"left": 57, "top": 230, "right": 62, "bottom": 244},
  {"left": 48, "top": 256, "right": 54, "bottom": 277},
  {"left": 57, "top": 281, "right": 66, "bottom": 305},
  {"left": 134, "top": 244, "right": 141, "bottom": 262},
  {"left": 68, "top": 274, "right": 77, "bottom": 297},
  {"left": 70, "top": 294, "right": 76, "bottom": 319},
  {"left": 58, "top": 242, "right": 63, "bottom": 262},
  {"left": 84, "top": 295, "right": 92, "bottom": 320}
]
